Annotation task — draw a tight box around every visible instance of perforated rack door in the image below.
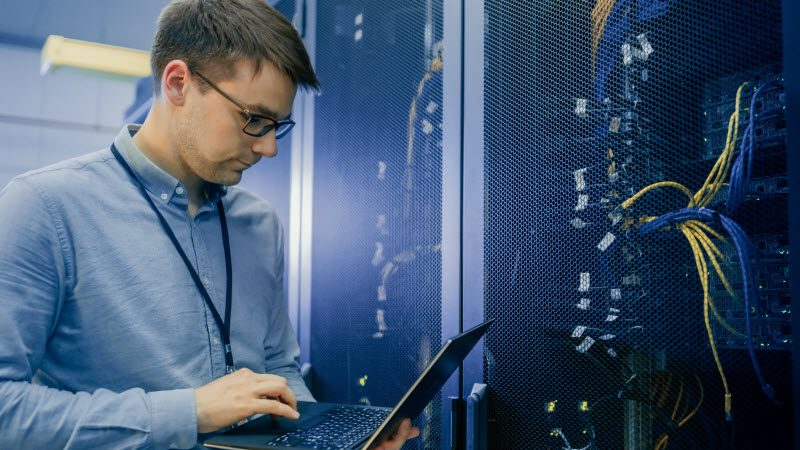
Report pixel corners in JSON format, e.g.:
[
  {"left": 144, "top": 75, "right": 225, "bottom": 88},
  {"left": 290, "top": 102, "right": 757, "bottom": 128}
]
[
  {"left": 308, "top": 2, "right": 445, "bottom": 449},
  {"left": 483, "top": 0, "right": 791, "bottom": 449}
]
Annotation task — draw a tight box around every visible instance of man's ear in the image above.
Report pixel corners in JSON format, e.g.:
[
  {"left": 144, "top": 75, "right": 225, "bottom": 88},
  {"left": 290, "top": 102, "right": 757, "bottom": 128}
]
[{"left": 161, "top": 60, "right": 191, "bottom": 107}]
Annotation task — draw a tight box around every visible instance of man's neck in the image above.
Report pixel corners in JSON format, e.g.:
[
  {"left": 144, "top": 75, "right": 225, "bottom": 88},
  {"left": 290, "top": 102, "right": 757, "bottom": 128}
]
[{"left": 132, "top": 114, "right": 206, "bottom": 216}]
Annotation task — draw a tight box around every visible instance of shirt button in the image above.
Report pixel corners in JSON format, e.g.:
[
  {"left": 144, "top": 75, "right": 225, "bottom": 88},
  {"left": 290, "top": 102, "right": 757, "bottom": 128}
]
[
  {"left": 176, "top": 186, "right": 184, "bottom": 195},
  {"left": 160, "top": 193, "right": 168, "bottom": 201}
]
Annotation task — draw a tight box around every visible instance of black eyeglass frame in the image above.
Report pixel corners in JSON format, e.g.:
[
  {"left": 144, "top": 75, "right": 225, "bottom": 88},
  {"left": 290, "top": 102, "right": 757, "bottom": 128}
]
[{"left": 192, "top": 70, "right": 295, "bottom": 139}]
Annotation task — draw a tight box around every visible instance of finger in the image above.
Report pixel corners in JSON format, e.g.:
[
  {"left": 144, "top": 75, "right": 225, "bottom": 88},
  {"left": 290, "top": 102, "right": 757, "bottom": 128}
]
[
  {"left": 378, "top": 419, "right": 415, "bottom": 449},
  {"left": 254, "top": 380, "right": 298, "bottom": 411},
  {"left": 252, "top": 398, "right": 300, "bottom": 420}
]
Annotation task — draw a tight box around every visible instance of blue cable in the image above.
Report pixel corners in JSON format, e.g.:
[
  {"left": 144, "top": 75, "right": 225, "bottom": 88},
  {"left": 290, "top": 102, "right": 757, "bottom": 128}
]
[
  {"left": 634, "top": 207, "right": 778, "bottom": 403},
  {"left": 727, "top": 81, "right": 784, "bottom": 213}
]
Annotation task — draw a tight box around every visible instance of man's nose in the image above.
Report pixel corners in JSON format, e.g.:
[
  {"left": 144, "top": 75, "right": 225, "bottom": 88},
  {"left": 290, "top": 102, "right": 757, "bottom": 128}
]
[{"left": 252, "top": 132, "right": 278, "bottom": 158}]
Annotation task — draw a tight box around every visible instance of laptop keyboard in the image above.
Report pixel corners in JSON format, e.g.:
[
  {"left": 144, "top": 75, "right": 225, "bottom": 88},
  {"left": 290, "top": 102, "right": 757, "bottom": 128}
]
[{"left": 266, "top": 406, "right": 390, "bottom": 449}]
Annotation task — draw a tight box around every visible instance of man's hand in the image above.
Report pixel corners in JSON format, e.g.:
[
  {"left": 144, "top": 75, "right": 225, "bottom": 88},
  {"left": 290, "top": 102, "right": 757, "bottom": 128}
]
[
  {"left": 373, "top": 418, "right": 421, "bottom": 450},
  {"left": 194, "top": 368, "right": 299, "bottom": 433}
]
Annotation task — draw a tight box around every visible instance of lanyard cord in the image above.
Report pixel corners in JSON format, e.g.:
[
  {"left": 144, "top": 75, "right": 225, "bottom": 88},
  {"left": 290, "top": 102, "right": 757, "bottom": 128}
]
[{"left": 110, "top": 144, "right": 235, "bottom": 372}]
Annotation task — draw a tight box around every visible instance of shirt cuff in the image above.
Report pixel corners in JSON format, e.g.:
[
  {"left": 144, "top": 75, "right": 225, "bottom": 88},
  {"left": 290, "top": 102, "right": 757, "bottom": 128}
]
[{"left": 148, "top": 388, "right": 198, "bottom": 449}]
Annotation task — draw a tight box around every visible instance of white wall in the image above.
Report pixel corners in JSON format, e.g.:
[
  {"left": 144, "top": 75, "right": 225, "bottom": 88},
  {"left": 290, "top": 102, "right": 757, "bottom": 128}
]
[{"left": 0, "top": 44, "right": 135, "bottom": 187}]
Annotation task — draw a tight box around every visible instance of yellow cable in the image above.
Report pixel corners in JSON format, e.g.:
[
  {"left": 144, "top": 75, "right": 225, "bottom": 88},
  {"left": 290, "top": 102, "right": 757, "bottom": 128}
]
[
  {"left": 591, "top": 0, "right": 618, "bottom": 74},
  {"left": 655, "top": 375, "right": 705, "bottom": 450},
  {"left": 679, "top": 226, "right": 732, "bottom": 419},
  {"left": 621, "top": 181, "right": 696, "bottom": 210},
  {"left": 696, "top": 83, "right": 748, "bottom": 206},
  {"left": 671, "top": 379, "right": 684, "bottom": 421},
  {"left": 678, "top": 374, "right": 704, "bottom": 427},
  {"left": 688, "top": 220, "right": 729, "bottom": 244},
  {"left": 683, "top": 224, "right": 742, "bottom": 336}
]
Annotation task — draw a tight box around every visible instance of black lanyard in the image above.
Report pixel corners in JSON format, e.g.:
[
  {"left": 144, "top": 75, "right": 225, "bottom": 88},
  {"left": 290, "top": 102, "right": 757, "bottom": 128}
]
[{"left": 111, "top": 144, "right": 236, "bottom": 374}]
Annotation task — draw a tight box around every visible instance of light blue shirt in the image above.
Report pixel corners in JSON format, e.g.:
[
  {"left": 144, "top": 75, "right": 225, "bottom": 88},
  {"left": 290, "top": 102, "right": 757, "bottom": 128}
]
[{"left": 0, "top": 125, "right": 312, "bottom": 449}]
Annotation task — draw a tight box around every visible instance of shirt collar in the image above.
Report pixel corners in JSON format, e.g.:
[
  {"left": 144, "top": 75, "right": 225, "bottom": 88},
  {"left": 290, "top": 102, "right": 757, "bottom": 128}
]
[{"left": 113, "top": 125, "right": 228, "bottom": 207}]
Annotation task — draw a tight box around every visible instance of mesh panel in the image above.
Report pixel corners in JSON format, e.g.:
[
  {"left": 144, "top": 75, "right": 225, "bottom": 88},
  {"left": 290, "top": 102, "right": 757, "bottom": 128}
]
[
  {"left": 484, "top": 1, "right": 790, "bottom": 448},
  {"left": 310, "top": 2, "right": 444, "bottom": 448}
]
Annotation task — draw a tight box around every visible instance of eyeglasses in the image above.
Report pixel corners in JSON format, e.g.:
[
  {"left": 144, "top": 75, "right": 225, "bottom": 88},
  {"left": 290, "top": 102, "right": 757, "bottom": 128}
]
[{"left": 192, "top": 70, "right": 295, "bottom": 139}]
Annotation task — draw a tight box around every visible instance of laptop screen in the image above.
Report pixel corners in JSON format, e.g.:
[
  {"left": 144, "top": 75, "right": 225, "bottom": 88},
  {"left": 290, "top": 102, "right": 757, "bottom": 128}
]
[{"left": 360, "top": 319, "right": 493, "bottom": 449}]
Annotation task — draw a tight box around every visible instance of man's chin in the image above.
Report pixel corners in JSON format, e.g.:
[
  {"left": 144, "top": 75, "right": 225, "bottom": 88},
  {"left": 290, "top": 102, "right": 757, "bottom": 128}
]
[{"left": 209, "top": 172, "right": 243, "bottom": 187}]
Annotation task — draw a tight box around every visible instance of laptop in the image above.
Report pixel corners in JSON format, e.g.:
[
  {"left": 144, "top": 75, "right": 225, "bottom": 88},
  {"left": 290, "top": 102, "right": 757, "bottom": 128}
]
[{"left": 204, "top": 319, "right": 494, "bottom": 450}]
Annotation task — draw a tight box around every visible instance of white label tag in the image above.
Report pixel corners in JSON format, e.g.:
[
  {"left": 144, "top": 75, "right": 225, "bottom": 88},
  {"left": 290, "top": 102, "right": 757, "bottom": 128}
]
[
  {"left": 572, "top": 325, "right": 587, "bottom": 338},
  {"left": 576, "top": 336, "right": 596, "bottom": 353},
  {"left": 570, "top": 218, "right": 587, "bottom": 229},
  {"left": 622, "top": 43, "right": 633, "bottom": 65},
  {"left": 579, "top": 273, "right": 590, "bottom": 292},
  {"left": 575, "top": 195, "right": 589, "bottom": 211},
  {"left": 597, "top": 232, "right": 616, "bottom": 252},
  {"left": 575, "top": 98, "right": 588, "bottom": 117},
  {"left": 623, "top": 274, "right": 641, "bottom": 285},
  {"left": 610, "top": 288, "right": 621, "bottom": 300},
  {"left": 609, "top": 117, "right": 621, "bottom": 133},
  {"left": 577, "top": 298, "right": 591, "bottom": 310},
  {"left": 637, "top": 33, "right": 653, "bottom": 56},
  {"left": 574, "top": 168, "right": 588, "bottom": 191}
]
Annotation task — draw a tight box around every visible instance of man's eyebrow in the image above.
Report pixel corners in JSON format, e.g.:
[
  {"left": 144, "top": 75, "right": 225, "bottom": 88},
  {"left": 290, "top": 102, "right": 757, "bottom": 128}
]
[{"left": 246, "top": 103, "right": 288, "bottom": 119}]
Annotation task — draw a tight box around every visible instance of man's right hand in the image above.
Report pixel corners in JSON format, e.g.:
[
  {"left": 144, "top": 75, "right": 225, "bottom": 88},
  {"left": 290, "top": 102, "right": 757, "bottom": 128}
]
[{"left": 194, "top": 368, "right": 299, "bottom": 433}]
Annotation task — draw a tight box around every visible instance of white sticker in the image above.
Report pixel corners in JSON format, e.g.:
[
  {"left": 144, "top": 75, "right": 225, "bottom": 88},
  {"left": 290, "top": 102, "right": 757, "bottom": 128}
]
[
  {"left": 377, "top": 285, "right": 387, "bottom": 301},
  {"left": 607, "top": 348, "right": 618, "bottom": 357},
  {"left": 574, "top": 168, "right": 588, "bottom": 191},
  {"left": 377, "top": 161, "right": 387, "bottom": 180},
  {"left": 426, "top": 101, "right": 438, "bottom": 114},
  {"left": 577, "top": 298, "right": 591, "bottom": 310},
  {"left": 609, "top": 117, "right": 621, "bottom": 133},
  {"left": 376, "top": 214, "right": 389, "bottom": 235},
  {"left": 579, "top": 273, "right": 590, "bottom": 292},
  {"left": 608, "top": 211, "right": 622, "bottom": 226},
  {"left": 381, "top": 261, "right": 397, "bottom": 282},
  {"left": 599, "top": 334, "right": 615, "bottom": 340},
  {"left": 623, "top": 274, "right": 641, "bottom": 285},
  {"left": 610, "top": 288, "right": 621, "bottom": 300},
  {"left": 576, "top": 336, "right": 596, "bottom": 353},
  {"left": 572, "top": 325, "right": 587, "bottom": 338},
  {"left": 575, "top": 195, "right": 589, "bottom": 211},
  {"left": 422, "top": 118, "right": 433, "bottom": 135},
  {"left": 622, "top": 43, "right": 633, "bottom": 65},
  {"left": 575, "top": 98, "right": 588, "bottom": 117},
  {"left": 597, "top": 232, "right": 616, "bottom": 252},
  {"left": 355, "top": 13, "right": 364, "bottom": 25},
  {"left": 372, "top": 242, "right": 385, "bottom": 266},
  {"left": 570, "top": 218, "right": 587, "bottom": 229},
  {"left": 637, "top": 33, "right": 653, "bottom": 56},
  {"left": 354, "top": 29, "right": 363, "bottom": 42}
]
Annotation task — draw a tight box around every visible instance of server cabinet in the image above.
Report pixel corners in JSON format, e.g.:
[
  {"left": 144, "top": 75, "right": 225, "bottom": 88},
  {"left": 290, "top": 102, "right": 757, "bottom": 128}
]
[
  {"left": 307, "top": 2, "right": 446, "bottom": 448},
  {"left": 482, "top": 0, "right": 793, "bottom": 448}
]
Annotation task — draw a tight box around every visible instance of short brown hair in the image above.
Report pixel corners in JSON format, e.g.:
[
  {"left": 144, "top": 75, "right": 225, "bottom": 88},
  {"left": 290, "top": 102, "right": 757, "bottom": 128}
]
[{"left": 151, "top": 0, "right": 319, "bottom": 95}]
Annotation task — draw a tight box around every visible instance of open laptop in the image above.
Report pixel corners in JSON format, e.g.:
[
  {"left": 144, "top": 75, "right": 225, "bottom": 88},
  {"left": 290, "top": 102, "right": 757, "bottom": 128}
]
[{"left": 204, "top": 319, "right": 493, "bottom": 450}]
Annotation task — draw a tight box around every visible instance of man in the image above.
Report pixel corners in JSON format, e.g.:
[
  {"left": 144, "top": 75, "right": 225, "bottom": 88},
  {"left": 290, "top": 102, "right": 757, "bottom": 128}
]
[{"left": 0, "top": 0, "right": 418, "bottom": 448}]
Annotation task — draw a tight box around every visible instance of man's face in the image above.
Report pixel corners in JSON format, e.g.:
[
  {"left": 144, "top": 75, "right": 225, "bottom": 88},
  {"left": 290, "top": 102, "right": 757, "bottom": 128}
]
[{"left": 175, "top": 60, "right": 297, "bottom": 187}]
